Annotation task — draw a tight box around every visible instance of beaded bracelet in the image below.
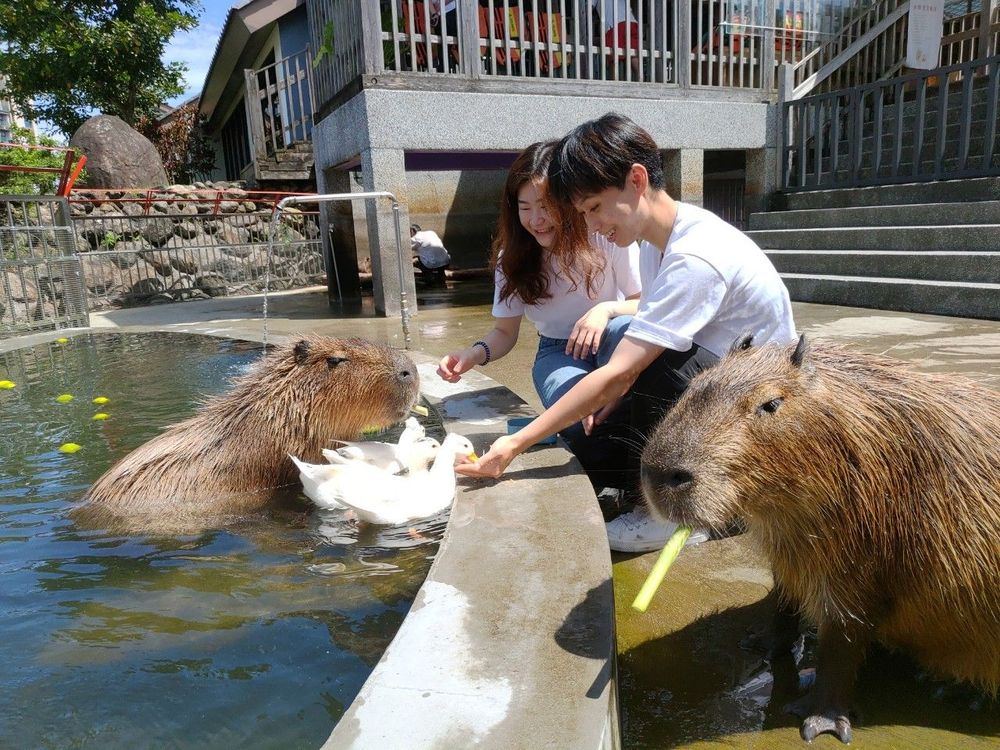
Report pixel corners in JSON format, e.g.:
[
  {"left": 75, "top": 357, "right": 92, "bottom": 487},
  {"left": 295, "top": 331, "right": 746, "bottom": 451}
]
[{"left": 472, "top": 340, "right": 492, "bottom": 365}]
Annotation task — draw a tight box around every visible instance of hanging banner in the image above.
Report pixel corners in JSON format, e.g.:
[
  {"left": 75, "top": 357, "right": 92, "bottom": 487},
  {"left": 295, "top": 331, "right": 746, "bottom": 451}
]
[{"left": 906, "top": 0, "right": 946, "bottom": 69}]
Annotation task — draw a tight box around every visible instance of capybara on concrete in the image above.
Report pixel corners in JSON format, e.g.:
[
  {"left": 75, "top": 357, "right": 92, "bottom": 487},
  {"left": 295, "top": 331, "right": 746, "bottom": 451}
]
[
  {"left": 80, "top": 335, "right": 419, "bottom": 530},
  {"left": 639, "top": 334, "right": 1000, "bottom": 743}
]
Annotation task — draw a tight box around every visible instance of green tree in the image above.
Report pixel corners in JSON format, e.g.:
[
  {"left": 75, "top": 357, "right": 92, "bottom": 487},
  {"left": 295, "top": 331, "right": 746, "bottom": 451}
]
[
  {"left": 0, "top": 125, "right": 85, "bottom": 194},
  {"left": 0, "top": 0, "right": 200, "bottom": 137}
]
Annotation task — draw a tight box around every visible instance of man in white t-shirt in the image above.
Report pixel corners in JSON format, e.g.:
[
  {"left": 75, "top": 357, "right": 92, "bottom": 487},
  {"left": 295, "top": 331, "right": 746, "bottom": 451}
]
[
  {"left": 458, "top": 113, "right": 796, "bottom": 553},
  {"left": 410, "top": 223, "right": 451, "bottom": 285}
]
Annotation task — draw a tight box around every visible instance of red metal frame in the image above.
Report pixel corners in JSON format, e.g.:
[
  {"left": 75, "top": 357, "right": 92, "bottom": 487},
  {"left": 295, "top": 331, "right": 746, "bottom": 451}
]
[{"left": 0, "top": 141, "right": 87, "bottom": 196}]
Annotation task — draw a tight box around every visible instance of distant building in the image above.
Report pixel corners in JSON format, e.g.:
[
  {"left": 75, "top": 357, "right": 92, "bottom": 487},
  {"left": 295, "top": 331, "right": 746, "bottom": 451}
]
[
  {"left": 198, "top": 0, "right": 314, "bottom": 186},
  {"left": 0, "top": 75, "right": 38, "bottom": 142}
]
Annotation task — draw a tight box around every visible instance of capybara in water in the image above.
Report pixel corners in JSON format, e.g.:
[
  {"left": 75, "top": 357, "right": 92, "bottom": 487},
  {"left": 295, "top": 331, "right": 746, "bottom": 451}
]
[
  {"left": 80, "top": 336, "right": 419, "bottom": 530},
  {"left": 639, "top": 334, "right": 1000, "bottom": 743}
]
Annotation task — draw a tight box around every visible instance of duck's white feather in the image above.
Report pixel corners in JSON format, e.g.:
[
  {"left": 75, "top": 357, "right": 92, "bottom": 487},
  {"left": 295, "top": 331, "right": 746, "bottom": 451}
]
[
  {"left": 288, "top": 454, "right": 348, "bottom": 509},
  {"left": 326, "top": 417, "right": 429, "bottom": 473}
]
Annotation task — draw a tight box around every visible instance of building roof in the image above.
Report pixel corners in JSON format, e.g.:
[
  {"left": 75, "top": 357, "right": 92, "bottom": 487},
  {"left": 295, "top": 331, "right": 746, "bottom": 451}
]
[{"left": 198, "top": 0, "right": 306, "bottom": 130}]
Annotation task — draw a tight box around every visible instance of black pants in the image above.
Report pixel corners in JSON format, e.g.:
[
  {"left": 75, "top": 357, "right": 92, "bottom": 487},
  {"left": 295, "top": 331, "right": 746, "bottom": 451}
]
[{"left": 621, "top": 343, "right": 720, "bottom": 499}]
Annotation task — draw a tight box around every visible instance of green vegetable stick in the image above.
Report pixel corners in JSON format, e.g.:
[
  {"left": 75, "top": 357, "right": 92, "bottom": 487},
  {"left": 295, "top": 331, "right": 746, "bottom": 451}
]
[{"left": 631, "top": 525, "right": 692, "bottom": 612}]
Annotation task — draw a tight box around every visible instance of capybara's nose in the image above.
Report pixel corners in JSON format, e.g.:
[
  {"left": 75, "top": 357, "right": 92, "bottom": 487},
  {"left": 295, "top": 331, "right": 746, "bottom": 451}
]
[
  {"left": 397, "top": 367, "right": 414, "bottom": 384},
  {"left": 641, "top": 463, "right": 694, "bottom": 492}
]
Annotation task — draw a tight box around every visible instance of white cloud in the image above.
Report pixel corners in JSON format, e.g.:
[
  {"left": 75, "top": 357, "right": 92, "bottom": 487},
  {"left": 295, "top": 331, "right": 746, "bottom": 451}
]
[{"left": 164, "top": 20, "right": 224, "bottom": 104}]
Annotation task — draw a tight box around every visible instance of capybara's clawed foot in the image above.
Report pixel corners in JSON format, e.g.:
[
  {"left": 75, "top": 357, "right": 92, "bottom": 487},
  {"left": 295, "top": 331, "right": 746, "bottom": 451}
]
[
  {"left": 785, "top": 697, "right": 852, "bottom": 743},
  {"left": 800, "top": 712, "right": 852, "bottom": 743}
]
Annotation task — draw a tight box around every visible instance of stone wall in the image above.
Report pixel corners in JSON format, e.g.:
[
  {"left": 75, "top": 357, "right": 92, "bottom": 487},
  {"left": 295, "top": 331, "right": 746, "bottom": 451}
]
[{"left": 69, "top": 181, "right": 324, "bottom": 309}]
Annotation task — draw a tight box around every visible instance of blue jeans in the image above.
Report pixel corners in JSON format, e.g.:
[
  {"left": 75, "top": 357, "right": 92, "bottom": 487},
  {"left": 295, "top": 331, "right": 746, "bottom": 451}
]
[{"left": 532, "top": 316, "right": 632, "bottom": 489}]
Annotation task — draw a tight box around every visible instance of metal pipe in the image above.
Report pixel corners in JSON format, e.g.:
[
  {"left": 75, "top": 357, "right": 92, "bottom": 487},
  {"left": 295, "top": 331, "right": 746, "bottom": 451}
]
[{"left": 265, "top": 191, "right": 414, "bottom": 351}]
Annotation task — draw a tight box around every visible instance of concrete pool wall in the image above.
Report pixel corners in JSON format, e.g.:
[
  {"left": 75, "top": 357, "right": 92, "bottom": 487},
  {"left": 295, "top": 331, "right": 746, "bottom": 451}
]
[{"left": 2, "top": 308, "right": 620, "bottom": 750}]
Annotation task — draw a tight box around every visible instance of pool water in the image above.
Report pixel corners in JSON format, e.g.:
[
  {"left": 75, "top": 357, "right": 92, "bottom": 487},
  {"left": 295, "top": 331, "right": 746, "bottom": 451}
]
[{"left": 0, "top": 332, "right": 444, "bottom": 749}]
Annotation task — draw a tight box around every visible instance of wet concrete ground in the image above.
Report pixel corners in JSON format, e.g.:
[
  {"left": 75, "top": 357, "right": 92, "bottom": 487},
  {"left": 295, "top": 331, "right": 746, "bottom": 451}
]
[{"left": 90, "top": 280, "right": 1000, "bottom": 749}]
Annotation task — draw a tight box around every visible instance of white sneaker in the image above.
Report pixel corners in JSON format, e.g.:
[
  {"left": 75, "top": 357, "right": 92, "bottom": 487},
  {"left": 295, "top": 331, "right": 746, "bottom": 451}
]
[{"left": 605, "top": 506, "right": 710, "bottom": 553}]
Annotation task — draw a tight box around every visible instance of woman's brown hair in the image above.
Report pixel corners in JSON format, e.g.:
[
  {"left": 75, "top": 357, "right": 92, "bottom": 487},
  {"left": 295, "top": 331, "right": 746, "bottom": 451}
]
[{"left": 490, "top": 141, "right": 607, "bottom": 306}]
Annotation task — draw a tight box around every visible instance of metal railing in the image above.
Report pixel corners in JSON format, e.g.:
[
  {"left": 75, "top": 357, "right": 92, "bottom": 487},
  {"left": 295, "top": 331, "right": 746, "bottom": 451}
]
[
  {"left": 782, "top": 53, "right": 1000, "bottom": 189},
  {"left": 68, "top": 190, "right": 323, "bottom": 310},
  {"left": 0, "top": 196, "right": 89, "bottom": 336},
  {"left": 790, "top": 0, "right": 910, "bottom": 97},
  {"left": 268, "top": 191, "right": 413, "bottom": 348}
]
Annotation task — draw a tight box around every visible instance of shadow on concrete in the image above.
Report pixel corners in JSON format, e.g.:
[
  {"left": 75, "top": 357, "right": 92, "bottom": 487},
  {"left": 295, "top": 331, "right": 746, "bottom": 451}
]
[
  {"left": 555, "top": 579, "right": 616, "bottom": 701},
  {"left": 618, "top": 588, "right": 1000, "bottom": 747}
]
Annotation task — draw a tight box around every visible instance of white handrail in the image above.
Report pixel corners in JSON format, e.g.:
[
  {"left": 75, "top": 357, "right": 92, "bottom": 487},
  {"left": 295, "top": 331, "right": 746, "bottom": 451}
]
[{"left": 264, "top": 192, "right": 413, "bottom": 350}]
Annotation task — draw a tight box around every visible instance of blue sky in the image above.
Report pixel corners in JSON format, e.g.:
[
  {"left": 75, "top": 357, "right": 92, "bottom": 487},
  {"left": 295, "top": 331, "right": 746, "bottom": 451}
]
[{"left": 164, "top": 0, "right": 234, "bottom": 104}]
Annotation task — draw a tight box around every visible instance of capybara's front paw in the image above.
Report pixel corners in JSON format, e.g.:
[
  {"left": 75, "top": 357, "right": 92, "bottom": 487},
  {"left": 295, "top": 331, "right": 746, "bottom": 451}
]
[
  {"left": 784, "top": 695, "right": 852, "bottom": 744},
  {"left": 800, "top": 711, "right": 852, "bottom": 743}
]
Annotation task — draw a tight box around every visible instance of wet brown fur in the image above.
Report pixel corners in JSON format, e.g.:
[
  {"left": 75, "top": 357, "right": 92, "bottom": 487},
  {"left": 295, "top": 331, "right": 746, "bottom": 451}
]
[
  {"left": 641, "top": 337, "right": 1000, "bottom": 698},
  {"left": 79, "top": 335, "right": 419, "bottom": 529}
]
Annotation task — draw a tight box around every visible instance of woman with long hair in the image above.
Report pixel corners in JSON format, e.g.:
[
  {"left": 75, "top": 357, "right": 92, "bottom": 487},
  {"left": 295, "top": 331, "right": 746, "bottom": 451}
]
[{"left": 437, "top": 141, "right": 640, "bottom": 493}]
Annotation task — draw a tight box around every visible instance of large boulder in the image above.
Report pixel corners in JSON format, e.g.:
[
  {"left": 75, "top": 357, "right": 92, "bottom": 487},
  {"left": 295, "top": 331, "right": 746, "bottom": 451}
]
[{"left": 69, "top": 115, "right": 168, "bottom": 189}]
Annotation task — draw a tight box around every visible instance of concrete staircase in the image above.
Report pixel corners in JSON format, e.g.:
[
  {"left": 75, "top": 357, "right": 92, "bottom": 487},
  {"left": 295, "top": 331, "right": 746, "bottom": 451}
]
[{"left": 746, "top": 177, "right": 1000, "bottom": 320}]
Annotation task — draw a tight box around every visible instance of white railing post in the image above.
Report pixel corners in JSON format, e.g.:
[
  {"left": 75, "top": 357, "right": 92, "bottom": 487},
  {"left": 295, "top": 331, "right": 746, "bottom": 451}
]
[{"left": 777, "top": 62, "right": 796, "bottom": 189}]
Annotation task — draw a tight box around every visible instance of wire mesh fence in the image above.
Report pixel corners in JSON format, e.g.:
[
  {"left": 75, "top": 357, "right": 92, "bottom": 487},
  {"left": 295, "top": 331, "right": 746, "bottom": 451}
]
[
  {"left": 68, "top": 188, "right": 324, "bottom": 309},
  {"left": 1, "top": 196, "right": 89, "bottom": 336}
]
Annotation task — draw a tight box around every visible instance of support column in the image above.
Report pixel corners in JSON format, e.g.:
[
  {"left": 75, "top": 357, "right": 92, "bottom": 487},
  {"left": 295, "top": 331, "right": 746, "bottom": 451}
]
[
  {"left": 745, "top": 147, "right": 775, "bottom": 221},
  {"left": 746, "top": 120, "right": 778, "bottom": 219},
  {"left": 317, "top": 165, "right": 363, "bottom": 303},
  {"left": 360, "top": 147, "right": 417, "bottom": 317},
  {"left": 663, "top": 148, "right": 704, "bottom": 207}
]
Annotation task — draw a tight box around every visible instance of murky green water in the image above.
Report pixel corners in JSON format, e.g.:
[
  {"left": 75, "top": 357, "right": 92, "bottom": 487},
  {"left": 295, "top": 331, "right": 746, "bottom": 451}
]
[
  {"left": 614, "top": 537, "right": 1000, "bottom": 749},
  {"left": 0, "top": 332, "right": 443, "bottom": 750}
]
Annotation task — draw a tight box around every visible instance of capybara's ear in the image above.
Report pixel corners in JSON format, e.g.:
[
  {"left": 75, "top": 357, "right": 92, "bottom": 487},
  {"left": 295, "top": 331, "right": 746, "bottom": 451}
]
[
  {"left": 293, "top": 339, "right": 311, "bottom": 364},
  {"left": 790, "top": 334, "right": 808, "bottom": 368},
  {"left": 731, "top": 332, "right": 755, "bottom": 354}
]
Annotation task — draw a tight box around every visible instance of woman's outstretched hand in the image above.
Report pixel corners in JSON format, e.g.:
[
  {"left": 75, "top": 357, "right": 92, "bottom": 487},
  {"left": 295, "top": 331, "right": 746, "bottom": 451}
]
[
  {"left": 454, "top": 434, "right": 520, "bottom": 479},
  {"left": 437, "top": 349, "right": 480, "bottom": 383},
  {"left": 566, "top": 302, "right": 612, "bottom": 360}
]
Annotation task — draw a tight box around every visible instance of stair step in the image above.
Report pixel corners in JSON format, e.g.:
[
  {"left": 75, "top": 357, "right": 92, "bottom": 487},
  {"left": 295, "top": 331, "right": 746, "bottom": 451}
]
[
  {"left": 749, "top": 200, "right": 1000, "bottom": 229},
  {"left": 828, "top": 118, "right": 999, "bottom": 153},
  {"left": 766, "top": 249, "right": 1000, "bottom": 283},
  {"left": 747, "top": 224, "right": 1000, "bottom": 251},
  {"left": 780, "top": 273, "right": 1000, "bottom": 320},
  {"left": 778, "top": 176, "right": 1000, "bottom": 209},
  {"left": 810, "top": 139, "right": 1000, "bottom": 176},
  {"left": 779, "top": 176, "right": 1000, "bottom": 208}
]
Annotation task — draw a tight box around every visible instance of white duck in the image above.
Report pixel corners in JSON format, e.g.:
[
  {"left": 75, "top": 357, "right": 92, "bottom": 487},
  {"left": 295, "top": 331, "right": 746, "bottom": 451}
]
[
  {"left": 298, "top": 433, "right": 477, "bottom": 525},
  {"left": 324, "top": 416, "right": 428, "bottom": 473},
  {"left": 323, "top": 435, "right": 440, "bottom": 475}
]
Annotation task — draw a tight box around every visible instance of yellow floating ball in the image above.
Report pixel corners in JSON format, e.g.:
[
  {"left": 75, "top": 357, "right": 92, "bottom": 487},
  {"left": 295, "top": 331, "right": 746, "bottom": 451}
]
[
  {"left": 59, "top": 442, "right": 82, "bottom": 454},
  {"left": 56, "top": 337, "right": 69, "bottom": 344},
  {"left": 92, "top": 413, "right": 110, "bottom": 421},
  {"left": 56, "top": 394, "right": 74, "bottom": 403},
  {"left": 92, "top": 396, "right": 110, "bottom": 405},
  {"left": 0, "top": 380, "right": 15, "bottom": 389}
]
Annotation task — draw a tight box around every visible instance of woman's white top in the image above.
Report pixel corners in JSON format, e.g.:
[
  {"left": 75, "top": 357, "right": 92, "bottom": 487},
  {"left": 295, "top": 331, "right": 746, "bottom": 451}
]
[
  {"left": 626, "top": 202, "right": 797, "bottom": 357},
  {"left": 492, "top": 233, "right": 641, "bottom": 340}
]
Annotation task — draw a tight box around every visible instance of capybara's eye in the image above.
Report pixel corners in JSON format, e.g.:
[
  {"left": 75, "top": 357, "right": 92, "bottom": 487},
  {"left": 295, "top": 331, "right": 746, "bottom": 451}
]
[
  {"left": 756, "top": 398, "right": 784, "bottom": 416},
  {"left": 326, "top": 356, "right": 349, "bottom": 369}
]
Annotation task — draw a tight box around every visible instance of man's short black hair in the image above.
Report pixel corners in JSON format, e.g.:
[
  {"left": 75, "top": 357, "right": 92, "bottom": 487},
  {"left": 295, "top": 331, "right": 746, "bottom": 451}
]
[{"left": 547, "top": 113, "right": 665, "bottom": 206}]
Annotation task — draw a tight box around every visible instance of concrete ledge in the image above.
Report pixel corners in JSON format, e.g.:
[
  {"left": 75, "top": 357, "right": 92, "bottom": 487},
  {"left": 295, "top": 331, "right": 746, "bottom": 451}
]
[{"left": 324, "top": 358, "right": 618, "bottom": 749}]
